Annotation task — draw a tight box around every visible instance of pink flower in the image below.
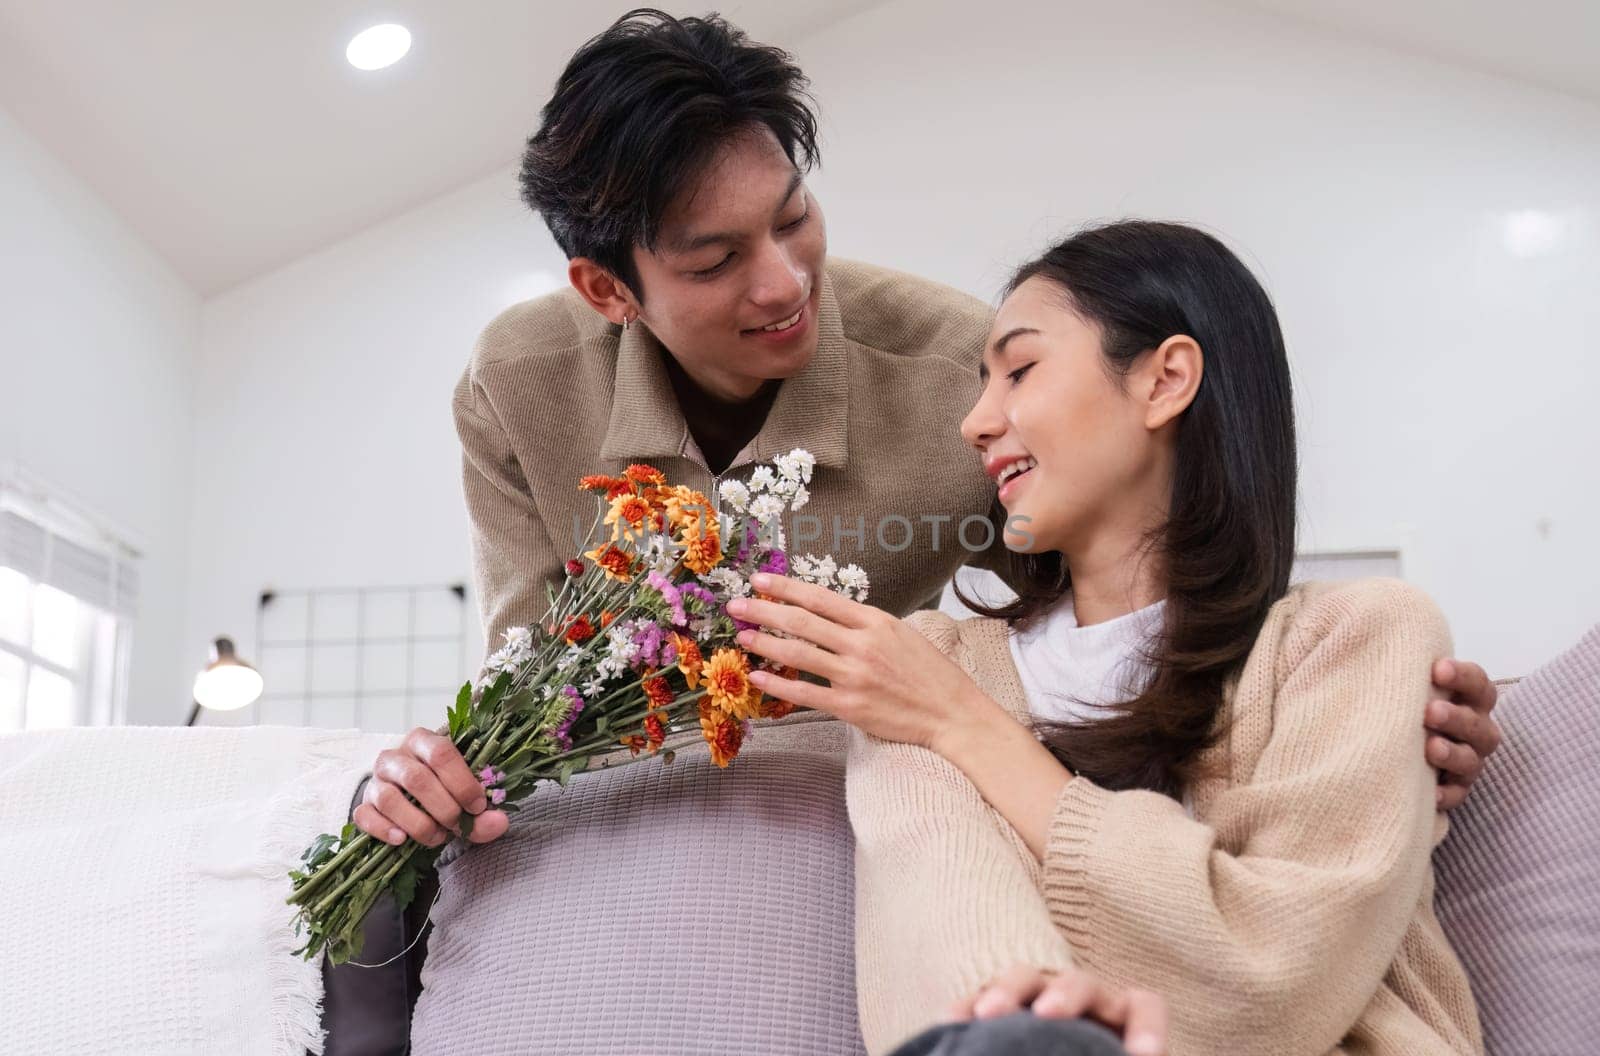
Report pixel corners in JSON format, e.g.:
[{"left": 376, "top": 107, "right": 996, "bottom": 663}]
[{"left": 490, "top": 788, "right": 506, "bottom": 805}]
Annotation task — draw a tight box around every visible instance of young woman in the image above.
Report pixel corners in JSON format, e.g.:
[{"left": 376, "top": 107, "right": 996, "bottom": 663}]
[{"left": 727, "top": 220, "right": 1484, "bottom": 1055}]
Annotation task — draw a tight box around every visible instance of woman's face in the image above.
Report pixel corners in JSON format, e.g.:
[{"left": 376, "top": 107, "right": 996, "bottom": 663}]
[{"left": 960, "top": 277, "right": 1174, "bottom": 557}]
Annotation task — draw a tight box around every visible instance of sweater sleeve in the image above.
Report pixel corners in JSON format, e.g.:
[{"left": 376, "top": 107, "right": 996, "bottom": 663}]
[
  {"left": 848, "top": 611, "right": 1076, "bottom": 1056},
  {"left": 453, "top": 368, "right": 564, "bottom": 652},
  {"left": 1042, "top": 580, "right": 1453, "bottom": 1056}
]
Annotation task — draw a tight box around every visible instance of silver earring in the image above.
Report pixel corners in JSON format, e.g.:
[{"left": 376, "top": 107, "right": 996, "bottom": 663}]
[{"left": 622, "top": 314, "right": 632, "bottom": 332}]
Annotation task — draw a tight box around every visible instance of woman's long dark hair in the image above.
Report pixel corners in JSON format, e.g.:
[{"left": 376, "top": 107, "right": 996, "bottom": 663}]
[{"left": 961, "top": 221, "right": 1298, "bottom": 797}]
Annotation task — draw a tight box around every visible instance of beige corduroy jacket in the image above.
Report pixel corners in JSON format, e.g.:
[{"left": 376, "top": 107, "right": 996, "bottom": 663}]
[{"left": 453, "top": 257, "right": 1009, "bottom": 646}]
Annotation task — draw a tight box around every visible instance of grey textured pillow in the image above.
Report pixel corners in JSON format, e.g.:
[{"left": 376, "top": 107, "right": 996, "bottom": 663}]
[
  {"left": 1433, "top": 624, "right": 1600, "bottom": 1056},
  {"left": 410, "top": 712, "right": 866, "bottom": 1056}
]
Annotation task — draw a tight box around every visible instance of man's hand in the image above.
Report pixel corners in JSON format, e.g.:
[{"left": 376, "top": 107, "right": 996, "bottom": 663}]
[
  {"left": 353, "top": 727, "right": 511, "bottom": 847},
  {"left": 1426, "top": 658, "right": 1503, "bottom": 811},
  {"left": 948, "top": 965, "right": 1167, "bottom": 1056}
]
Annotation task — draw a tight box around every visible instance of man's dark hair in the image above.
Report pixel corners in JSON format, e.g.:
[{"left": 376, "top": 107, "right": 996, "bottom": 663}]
[{"left": 520, "top": 8, "right": 820, "bottom": 298}]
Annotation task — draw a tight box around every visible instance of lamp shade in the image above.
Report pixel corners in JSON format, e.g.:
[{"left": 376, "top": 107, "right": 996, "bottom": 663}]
[{"left": 191, "top": 636, "right": 263, "bottom": 713}]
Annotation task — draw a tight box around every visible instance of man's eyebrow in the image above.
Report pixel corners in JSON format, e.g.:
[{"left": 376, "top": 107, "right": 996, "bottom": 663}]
[
  {"left": 663, "top": 169, "right": 806, "bottom": 256},
  {"left": 978, "top": 327, "right": 1042, "bottom": 381}
]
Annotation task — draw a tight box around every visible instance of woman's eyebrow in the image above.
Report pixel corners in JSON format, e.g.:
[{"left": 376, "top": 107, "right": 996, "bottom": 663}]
[{"left": 979, "top": 326, "right": 1042, "bottom": 380}]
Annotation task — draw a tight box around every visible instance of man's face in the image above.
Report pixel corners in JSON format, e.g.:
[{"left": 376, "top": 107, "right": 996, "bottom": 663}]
[{"left": 628, "top": 127, "right": 828, "bottom": 402}]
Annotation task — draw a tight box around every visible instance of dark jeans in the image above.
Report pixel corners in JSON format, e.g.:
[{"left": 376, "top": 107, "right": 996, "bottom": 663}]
[{"left": 890, "top": 1013, "right": 1129, "bottom": 1056}]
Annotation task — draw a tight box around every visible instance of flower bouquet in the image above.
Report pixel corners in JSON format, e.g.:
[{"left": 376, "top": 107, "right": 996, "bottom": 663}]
[{"left": 287, "top": 449, "right": 868, "bottom": 965}]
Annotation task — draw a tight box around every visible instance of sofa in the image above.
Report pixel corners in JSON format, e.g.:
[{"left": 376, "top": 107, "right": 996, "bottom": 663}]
[{"left": 2, "top": 625, "right": 1595, "bottom": 1055}]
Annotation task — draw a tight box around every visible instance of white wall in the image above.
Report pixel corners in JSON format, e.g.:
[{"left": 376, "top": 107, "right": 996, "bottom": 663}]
[
  {"left": 795, "top": 0, "right": 1599, "bottom": 675},
  {"left": 185, "top": 0, "right": 1600, "bottom": 710},
  {"left": 185, "top": 169, "right": 564, "bottom": 728},
  {"left": 0, "top": 104, "right": 200, "bottom": 725}
]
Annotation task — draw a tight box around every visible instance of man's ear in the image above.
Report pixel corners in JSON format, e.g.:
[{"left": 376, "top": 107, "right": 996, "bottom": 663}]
[
  {"left": 567, "top": 258, "right": 639, "bottom": 325},
  {"left": 1143, "top": 334, "right": 1204, "bottom": 431}
]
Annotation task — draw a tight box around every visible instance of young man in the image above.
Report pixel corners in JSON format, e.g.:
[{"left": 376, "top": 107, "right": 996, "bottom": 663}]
[{"left": 336, "top": 11, "right": 1502, "bottom": 1053}]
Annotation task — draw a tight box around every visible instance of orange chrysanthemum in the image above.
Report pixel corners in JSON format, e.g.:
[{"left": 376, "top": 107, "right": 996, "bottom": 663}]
[
  {"left": 619, "top": 734, "right": 648, "bottom": 757},
  {"left": 659, "top": 485, "right": 714, "bottom": 534},
  {"left": 762, "top": 698, "right": 798, "bottom": 720},
  {"left": 756, "top": 666, "right": 799, "bottom": 719},
  {"left": 670, "top": 633, "right": 703, "bottom": 689},
  {"left": 605, "top": 493, "right": 654, "bottom": 539},
  {"left": 579, "top": 474, "right": 633, "bottom": 501},
  {"left": 584, "top": 543, "right": 635, "bottom": 583},
  {"left": 643, "top": 675, "right": 675, "bottom": 712},
  {"left": 563, "top": 615, "right": 595, "bottom": 645},
  {"left": 644, "top": 713, "right": 667, "bottom": 751},
  {"left": 699, "top": 702, "right": 745, "bottom": 768},
  {"left": 702, "top": 648, "right": 761, "bottom": 720},
  {"left": 624, "top": 463, "right": 666, "bottom": 486},
  {"left": 600, "top": 610, "right": 617, "bottom": 630},
  {"left": 681, "top": 526, "right": 724, "bottom": 576}
]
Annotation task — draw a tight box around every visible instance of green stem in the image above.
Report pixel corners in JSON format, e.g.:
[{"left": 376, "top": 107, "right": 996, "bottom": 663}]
[
  {"left": 289, "top": 830, "right": 375, "bottom": 904},
  {"left": 310, "top": 841, "right": 397, "bottom": 919}
]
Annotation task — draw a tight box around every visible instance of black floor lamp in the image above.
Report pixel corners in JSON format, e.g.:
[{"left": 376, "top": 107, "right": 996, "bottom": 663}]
[{"left": 186, "top": 636, "right": 264, "bottom": 726}]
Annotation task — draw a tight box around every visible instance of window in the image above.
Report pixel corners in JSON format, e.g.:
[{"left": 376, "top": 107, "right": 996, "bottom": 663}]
[{"left": 0, "top": 493, "right": 137, "bottom": 731}]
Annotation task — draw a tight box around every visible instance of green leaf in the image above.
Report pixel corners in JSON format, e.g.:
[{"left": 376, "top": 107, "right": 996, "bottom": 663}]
[
  {"left": 473, "top": 671, "right": 512, "bottom": 726},
  {"left": 393, "top": 863, "right": 418, "bottom": 912},
  {"left": 449, "top": 682, "right": 472, "bottom": 739},
  {"left": 557, "top": 760, "right": 576, "bottom": 787},
  {"left": 500, "top": 801, "right": 522, "bottom": 813},
  {"left": 301, "top": 832, "right": 338, "bottom": 865},
  {"left": 339, "top": 822, "right": 357, "bottom": 844},
  {"left": 458, "top": 811, "right": 475, "bottom": 840},
  {"left": 595, "top": 714, "right": 610, "bottom": 735}
]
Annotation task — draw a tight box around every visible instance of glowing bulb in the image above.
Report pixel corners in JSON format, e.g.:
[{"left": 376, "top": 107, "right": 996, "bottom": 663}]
[{"left": 347, "top": 24, "right": 411, "bottom": 71}]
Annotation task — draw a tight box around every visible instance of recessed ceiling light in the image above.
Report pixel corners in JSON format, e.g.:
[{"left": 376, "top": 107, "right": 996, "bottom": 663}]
[{"left": 347, "top": 23, "right": 411, "bottom": 71}]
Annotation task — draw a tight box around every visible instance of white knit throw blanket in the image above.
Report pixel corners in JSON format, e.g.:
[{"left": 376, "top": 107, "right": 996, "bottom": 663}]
[{"left": 0, "top": 725, "right": 393, "bottom": 1055}]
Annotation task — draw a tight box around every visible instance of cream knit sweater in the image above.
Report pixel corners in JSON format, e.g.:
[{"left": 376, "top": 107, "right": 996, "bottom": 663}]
[{"left": 848, "top": 579, "right": 1484, "bottom": 1056}]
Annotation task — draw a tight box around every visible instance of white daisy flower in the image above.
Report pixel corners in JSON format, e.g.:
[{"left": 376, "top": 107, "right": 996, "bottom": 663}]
[
  {"left": 556, "top": 644, "right": 584, "bottom": 671},
  {"left": 748, "top": 465, "right": 777, "bottom": 492},
  {"left": 718, "top": 479, "right": 751, "bottom": 513},
  {"left": 788, "top": 484, "right": 810, "bottom": 511},
  {"left": 748, "top": 494, "right": 785, "bottom": 524},
  {"left": 837, "top": 563, "right": 870, "bottom": 594},
  {"left": 704, "top": 567, "right": 750, "bottom": 598},
  {"left": 788, "top": 449, "right": 816, "bottom": 482}
]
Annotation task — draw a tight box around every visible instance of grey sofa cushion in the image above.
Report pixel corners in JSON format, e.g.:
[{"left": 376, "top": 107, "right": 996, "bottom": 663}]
[
  {"left": 1433, "top": 624, "right": 1600, "bottom": 1055},
  {"left": 409, "top": 713, "right": 866, "bottom": 1056}
]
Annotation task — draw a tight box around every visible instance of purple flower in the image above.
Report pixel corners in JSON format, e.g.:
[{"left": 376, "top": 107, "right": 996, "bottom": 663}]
[
  {"left": 554, "top": 685, "right": 586, "bottom": 751},
  {"left": 478, "top": 766, "right": 495, "bottom": 785},
  {"left": 489, "top": 788, "right": 506, "bottom": 805},
  {"left": 759, "top": 550, "right": 789, "bottom": 577},
  {"left": 736, "top": 524, "right": 759, "bottom": 565},
  {"left": 680, "top": 583, "right": 717, "bottom": 609},
  {"left": 631, "top": 620, "right": 671, "bottom": 668},
  {"left": 646, "top": 571, "right": 689, "bottom": 628}
]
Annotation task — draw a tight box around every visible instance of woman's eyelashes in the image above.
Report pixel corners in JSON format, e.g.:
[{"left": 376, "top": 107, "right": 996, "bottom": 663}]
[{"left": 1007, "top": 362, "right": 1035, "bottom": 385}]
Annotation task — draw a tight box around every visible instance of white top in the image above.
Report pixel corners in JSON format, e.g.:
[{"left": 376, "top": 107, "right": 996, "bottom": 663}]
[{"left": 1007, "top": 594, "right": 1166, "bottom": 724}]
